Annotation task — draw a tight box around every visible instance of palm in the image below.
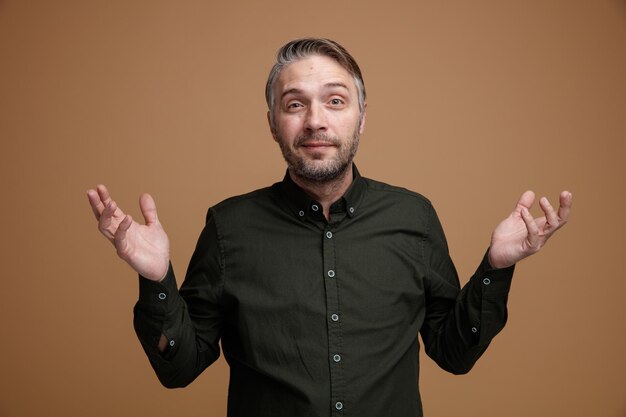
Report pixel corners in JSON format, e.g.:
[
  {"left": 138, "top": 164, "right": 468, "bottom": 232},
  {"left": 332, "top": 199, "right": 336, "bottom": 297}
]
[
  {"left": 490, "top": 210, "right": 544, "bottom": 268},
  {"left": 488, "top": 190, "right": 572, "bottom": 269},
  {"left": 87, "top": 185, "right": 170, "bottom": 281},
  {"left": 113, "top": 212, "right": 170, "bottom": 280}
]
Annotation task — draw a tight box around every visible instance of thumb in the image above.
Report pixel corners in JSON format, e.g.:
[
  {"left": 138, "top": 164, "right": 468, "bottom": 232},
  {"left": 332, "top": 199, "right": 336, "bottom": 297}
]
[{"left": 139, "top": 193, "right": 159, "bottom": 225}]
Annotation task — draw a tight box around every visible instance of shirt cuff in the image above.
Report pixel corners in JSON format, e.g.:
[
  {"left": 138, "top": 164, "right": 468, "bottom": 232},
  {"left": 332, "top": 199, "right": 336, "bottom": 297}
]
[
  {"left": 136, "top": 263, "right": 182, "bottom": 314},
  {"left": 472, "top": 250, "right": 515, "bottom": 300},
  {"left": 133, "top": 263, "right": 184, "bottom": 355}
]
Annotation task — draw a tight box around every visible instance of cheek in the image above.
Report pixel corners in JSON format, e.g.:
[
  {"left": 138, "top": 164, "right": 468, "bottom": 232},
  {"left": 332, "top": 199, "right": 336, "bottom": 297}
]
[
  {"left": 332, "top": 113, "right": 361, "bottom": 133},
  {"left": 275, "top": 117, "right": 302, "bottom": 137}
]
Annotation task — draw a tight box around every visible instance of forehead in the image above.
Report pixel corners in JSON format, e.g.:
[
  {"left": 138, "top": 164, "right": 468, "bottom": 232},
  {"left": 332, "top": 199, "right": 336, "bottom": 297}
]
[{"left": 276, "top": 54, "right": 356, "bottom": 94}]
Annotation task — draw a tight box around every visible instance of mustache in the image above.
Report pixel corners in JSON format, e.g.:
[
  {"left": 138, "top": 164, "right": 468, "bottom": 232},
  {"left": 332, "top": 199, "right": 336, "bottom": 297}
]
[{"left": 294, "top": 133, "right": 340, "bottom": 148}]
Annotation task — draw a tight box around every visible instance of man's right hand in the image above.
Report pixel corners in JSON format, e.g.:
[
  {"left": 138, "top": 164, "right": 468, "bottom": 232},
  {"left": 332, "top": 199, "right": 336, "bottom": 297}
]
[{"left": 87, "top": 184, "right": 170, "bottom": 281}]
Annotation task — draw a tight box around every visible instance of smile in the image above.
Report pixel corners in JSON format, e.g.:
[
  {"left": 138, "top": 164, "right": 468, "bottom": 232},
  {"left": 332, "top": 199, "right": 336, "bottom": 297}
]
[{"left": 298, "top": 140, "right": 337, "bottom": 149}]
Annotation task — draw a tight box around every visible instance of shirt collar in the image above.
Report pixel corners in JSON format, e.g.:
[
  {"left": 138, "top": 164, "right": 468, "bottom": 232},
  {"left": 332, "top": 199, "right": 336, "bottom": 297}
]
[{"left": 279, "top": 164, "right": 367, "bottom": 221}]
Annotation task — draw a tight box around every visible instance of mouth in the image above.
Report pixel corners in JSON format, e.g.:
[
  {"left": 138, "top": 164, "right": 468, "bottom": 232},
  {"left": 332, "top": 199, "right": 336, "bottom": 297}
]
[
  {"left": 298, "top": 142, "right": 336, "bottom": 158},
  {"left": 300, "top": 142, "right": 336, "bottom": 149}
]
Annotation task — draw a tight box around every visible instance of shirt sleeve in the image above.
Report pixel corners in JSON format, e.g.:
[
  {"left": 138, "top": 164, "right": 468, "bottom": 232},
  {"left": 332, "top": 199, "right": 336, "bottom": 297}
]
[
  {"left": 419, "top": 203, "right": 515, "bottom": 375},
  {"left": 133, "top": 209, "right": 225, "bottom": 388}
]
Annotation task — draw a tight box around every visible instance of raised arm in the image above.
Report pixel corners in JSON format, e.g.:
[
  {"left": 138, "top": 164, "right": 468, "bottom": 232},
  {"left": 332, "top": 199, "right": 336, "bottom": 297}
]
[
  {"left": 86, "top": 184, "right": 170, "bottom": 281},
  {"left": 421, "top": 190, "right": 572, "bottom": 374},
  {"left": 488, "top": 190, "right": 573, "bottom": 269}
]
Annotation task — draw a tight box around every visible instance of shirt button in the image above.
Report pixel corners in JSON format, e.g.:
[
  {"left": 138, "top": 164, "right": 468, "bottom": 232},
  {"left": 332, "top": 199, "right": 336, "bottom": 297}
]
[
  {"left": 311, "top": 204, "right": 319, "bottom": 211},
  {"left": 348, "top": 207, "right": 355, "bottom": 214},
  {"left": 158, "top": 293, "right": 167, "bottom": 300},
  {"left": 335, "top": 402, "right": 343, "bottom": 410},
  {"left": 169, "top": 340, "right": 175, "bottom": 347},
  {"left": 327, "top": 270, "right": 335, "bottom": 278},
  {"left": 326, "top": 231, "right": 333, "bottom": 239},
  {"left": 298, "top": 210, "right": 305, "bottom": 217},
  {"left": 471, "top": 327, "right": 478, "bottom": 333},
  {"left": 331, "top": 313, "right": 339, "bottom": 322},
  {"left": 333, "top": 354, "right": 341, "bottom": 362},
  {"left": 483, "top": 278, "right": 491, "bottom": 285}
]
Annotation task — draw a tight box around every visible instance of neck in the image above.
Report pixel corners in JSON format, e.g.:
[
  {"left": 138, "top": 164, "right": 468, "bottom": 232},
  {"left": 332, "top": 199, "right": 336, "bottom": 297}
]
[{"left": 289, "top": 163, "right": 354, "bottom": 220}]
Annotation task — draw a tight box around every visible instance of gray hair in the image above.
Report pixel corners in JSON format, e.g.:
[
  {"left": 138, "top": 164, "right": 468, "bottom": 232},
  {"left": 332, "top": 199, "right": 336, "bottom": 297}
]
[{"left": 265, "top": 38, "right": 366, "bottom": 130}]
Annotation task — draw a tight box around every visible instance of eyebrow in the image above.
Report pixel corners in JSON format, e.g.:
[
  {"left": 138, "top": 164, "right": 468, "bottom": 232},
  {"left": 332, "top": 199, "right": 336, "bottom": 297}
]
[{"left": 280, "top": 82, "right": 350, "bottom": 101}]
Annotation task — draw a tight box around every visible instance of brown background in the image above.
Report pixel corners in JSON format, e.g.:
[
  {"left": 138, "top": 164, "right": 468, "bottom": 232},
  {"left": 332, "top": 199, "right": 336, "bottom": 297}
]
[{"left": 1, "top": 0, "right": 625, "bottom": 416}]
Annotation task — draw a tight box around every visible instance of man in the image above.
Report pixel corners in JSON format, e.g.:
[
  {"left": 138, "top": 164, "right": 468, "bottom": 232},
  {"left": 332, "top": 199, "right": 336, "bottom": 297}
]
[{"left": 87, "top": 38, "right": 572, "bottom": 416}]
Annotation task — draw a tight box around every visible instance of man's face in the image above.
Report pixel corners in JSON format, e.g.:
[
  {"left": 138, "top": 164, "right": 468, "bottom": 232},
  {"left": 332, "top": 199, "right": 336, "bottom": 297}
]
[{"left": 270, "top": 54, "right": 366, "bottom": 183}]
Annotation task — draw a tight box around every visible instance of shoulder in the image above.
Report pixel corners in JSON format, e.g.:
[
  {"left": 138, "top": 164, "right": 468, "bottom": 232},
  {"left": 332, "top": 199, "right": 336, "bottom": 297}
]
[
  {"left": 359, "top": 177, "right": 446, "bottom": 241},
  {"left": 204, "top": 183, "right": 282, "bottom": 224},
  {"left": 362, "top": 176, "right": 433, "bottom": 209},
  {"left": 354, "top": 176, "right": 437, "bottom": 232}
]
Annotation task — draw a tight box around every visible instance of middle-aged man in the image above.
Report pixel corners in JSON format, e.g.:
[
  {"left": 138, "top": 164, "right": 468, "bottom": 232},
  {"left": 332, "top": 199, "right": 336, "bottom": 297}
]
[{"left": 87, "top": 38, "right": 572, "bottom": 416}]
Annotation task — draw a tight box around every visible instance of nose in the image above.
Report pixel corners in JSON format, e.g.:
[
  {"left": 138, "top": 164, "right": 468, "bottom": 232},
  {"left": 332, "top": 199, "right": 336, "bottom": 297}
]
[{"left": 304, "top": 102, "right": 327, "bottom": 133}]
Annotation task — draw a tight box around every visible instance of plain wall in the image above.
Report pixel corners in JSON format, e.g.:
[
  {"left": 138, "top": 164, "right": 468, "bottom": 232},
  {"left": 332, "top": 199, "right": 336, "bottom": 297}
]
[{"left": 1, "top": 1, "right": 625, "bottom": 416}]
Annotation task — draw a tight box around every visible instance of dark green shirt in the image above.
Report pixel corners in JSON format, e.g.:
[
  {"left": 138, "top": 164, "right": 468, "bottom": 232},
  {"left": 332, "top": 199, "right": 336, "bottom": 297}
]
[{"left": 134, "top": 166, "right": 514, "bottom": 417}]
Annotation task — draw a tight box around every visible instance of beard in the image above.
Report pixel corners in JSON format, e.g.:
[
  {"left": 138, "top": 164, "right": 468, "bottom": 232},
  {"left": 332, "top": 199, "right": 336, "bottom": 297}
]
[{"left": 277, "top": 128, "right": 360, "bottom": 184}]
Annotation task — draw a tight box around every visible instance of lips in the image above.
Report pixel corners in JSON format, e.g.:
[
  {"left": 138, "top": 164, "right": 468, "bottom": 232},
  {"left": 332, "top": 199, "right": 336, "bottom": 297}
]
[
  {"left": 295, "top": 135, "right": 339, "bottom": 149},
  {"left": 300, "top": 141, "right": 335, "bottom": 148}
]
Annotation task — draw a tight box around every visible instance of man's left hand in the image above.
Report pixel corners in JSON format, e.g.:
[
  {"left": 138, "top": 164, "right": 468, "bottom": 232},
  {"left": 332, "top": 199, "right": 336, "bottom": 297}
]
[{"left": 488, "top": 190, "right": 573, "bottom": 269}]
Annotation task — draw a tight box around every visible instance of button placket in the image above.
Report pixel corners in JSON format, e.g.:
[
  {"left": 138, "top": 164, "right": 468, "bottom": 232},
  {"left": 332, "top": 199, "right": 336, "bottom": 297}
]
[{"left": 323, "top": 225, "right": 344, "bottom": 415}]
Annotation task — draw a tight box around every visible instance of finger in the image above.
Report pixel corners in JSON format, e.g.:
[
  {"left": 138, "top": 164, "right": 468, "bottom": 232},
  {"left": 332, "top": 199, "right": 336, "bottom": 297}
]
[
  {"left": 557, "top": 191, "right": 573, "bottom": 223},
  {"left": 515, "top": 190, "right": 536, "bottom": 213},
  {"left": 96, "top": 184, "right": 113, "bottom": 206},
  {"left": 99, "top": 200, "right": 121, "bottom": 240},
  {"left": 87, "top": 189, "right": 105, "bottom": 220},
  {"left": 114, "top": 215, "right": 133, "bottom": 257},
  {"left": 99, "top": 200, "right": 115, "bottom": 227},
  {"left": 139, "top": 193, "right": 159, "bottom": 226},
  {"left": 521, "top": 206, "right": 540, "bottom": 250},
  {"left": 539, "top": 197, "right": 559, "bottom": 229}
]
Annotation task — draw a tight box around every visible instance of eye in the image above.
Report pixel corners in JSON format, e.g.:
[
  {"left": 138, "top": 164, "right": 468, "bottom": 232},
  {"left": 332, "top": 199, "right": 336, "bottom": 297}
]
[
  {"left": 287, "top": 101, "right": 304, "bottom": 110},
  {"left": 329, "top": 98, "right": 344, "bottom": 106}
]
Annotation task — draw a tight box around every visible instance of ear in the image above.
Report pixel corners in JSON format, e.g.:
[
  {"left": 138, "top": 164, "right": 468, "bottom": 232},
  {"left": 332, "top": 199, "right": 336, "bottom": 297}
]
[
  {"left": 267, "top": 111, "right": 278, "bottom": 142},
  {"left": 358, "top": 103, "right": 367, "bottom": 135}
]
